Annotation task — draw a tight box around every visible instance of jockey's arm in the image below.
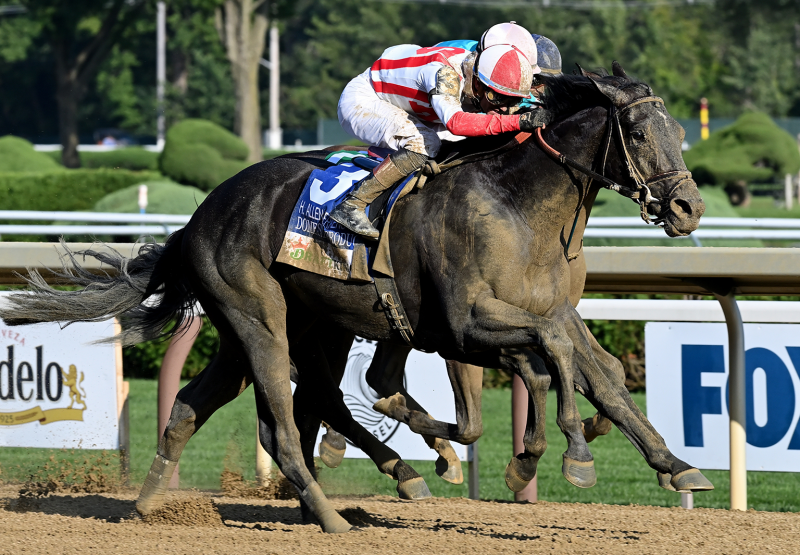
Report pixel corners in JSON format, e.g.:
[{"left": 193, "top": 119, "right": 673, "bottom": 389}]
[{"left": 428, "top": 66, "right": 522, "bottom": 137}]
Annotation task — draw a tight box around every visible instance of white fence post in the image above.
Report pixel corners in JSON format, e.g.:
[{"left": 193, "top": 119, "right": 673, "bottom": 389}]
[{"left": 786, "top": 174, "right": 794, "bottom": 210}]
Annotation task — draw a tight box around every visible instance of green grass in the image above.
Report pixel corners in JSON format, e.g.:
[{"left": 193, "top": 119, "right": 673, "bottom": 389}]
[{"left": 2, "top": 382, "right": 799, "bottom": 512}]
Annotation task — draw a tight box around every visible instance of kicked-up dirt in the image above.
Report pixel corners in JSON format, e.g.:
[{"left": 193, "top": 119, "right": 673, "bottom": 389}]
[{"left": 1, "top": 484, "right": 799, "bottom": 554}]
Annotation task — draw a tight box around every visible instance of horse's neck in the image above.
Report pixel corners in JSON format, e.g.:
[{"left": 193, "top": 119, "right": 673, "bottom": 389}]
[{"left": 511, "top": 107, "right": 609, "bottom": 233}]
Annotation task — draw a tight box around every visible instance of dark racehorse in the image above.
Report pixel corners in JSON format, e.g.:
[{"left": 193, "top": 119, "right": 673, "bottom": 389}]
[{"left": 0, "top": 65, "right": 711, "bottom": 533}]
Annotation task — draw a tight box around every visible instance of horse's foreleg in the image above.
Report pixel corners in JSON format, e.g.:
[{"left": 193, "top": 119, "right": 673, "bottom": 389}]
[
  {"left": 463, "top": 295, "right": 594, "bottom": 487},
  {"left": 368, "top": 342, "right": 465, "bottom": 484},
  {"left": 136, "top": 342, "right": 250, "bottom": 515},
  {"left": 557, "top": 306, "right": 714, "bottom": 492},
  {"left": 500, "top": 350, "right": 550, "bottom": 493}
]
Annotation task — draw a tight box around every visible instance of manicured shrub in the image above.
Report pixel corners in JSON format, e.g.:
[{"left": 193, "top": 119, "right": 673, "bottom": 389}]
[
  {"left": 159, "top": 119, "right": 250, "bottom": 191},
  {"left": 81, "top": 148, "right": 160, "bottom": 171},
  {"left": 0, "top": 135, "right": 62, "bottom": 172},
  {"left": 94, "top": 180, "right": 207, "bottom": 214},
  {"left": 0, "top": 169, "right": 161, "bottom": 211},
  {"left": 44, "top": 147, "right": 160, "bottom": 171},
  {"left": 683, "top": 112, "right": 800, "bottom": 186}
]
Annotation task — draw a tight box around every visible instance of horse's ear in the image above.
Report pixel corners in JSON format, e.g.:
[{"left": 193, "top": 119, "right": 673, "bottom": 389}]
[
  {"left": 575, "top": 63, "right": 603, "bottom": 79},
  {"left": 611, "top": 61, "right": 628, "bottom": 79},
  {"left": 587, "top": 75, "right": 626, "bottom": 106}
]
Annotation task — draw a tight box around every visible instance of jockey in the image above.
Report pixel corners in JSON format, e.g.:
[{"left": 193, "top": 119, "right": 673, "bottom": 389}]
[
  {"left": 330, "top": 26, "right": 552, "bottom": 239},
  {"left": 438, "top": 27, "right": 563, "bottom": 107}
]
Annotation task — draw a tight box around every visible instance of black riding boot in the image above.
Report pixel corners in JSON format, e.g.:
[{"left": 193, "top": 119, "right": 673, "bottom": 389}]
[{"left": 329, "top": 148, "right": 428, "bottom": 239}]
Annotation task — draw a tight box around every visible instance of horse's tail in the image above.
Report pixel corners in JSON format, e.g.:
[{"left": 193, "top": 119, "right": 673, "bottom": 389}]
[{"left": 0, "top": 229, "right": 196, "bottom": 346}]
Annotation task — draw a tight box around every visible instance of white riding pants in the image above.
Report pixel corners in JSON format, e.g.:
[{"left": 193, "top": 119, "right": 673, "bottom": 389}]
[{"left": 338, "top": 70, "right": 461, "bottom": 157}]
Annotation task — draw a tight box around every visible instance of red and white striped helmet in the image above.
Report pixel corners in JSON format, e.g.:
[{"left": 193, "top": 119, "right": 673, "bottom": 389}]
[
  {"left": 480, "top": 22, "right": 540, "bottom": 73},
  {"left": 476, "top": 44, "right": 534, "bottom": 98}
]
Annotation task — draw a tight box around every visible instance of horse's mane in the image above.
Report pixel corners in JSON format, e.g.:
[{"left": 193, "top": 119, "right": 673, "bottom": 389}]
[
  {"left": 434, "top": 66, "right": 653, "bottom": 160},
  {"left": 539, "top": 68, "right": 652, "bottom": 119}
]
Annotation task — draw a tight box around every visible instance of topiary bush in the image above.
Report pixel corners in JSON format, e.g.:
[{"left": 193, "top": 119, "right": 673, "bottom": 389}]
[
  {"left": 0, "top": 169, "right": 161, "bottom": 211},
  {"left": 160, "top": 119, "right": 251, "bottom": 191},
  {"left": 93, "top": 180, "right": 207, "bottom": 214},
  {"left": 44, "top": 147, "right": 160, "bottom": 171},
  {"left": 0, "top": 135, "right": 62, "bottom": 172},
  {"left": 683, "top": 112, "right": 800, "bottom": 186}
]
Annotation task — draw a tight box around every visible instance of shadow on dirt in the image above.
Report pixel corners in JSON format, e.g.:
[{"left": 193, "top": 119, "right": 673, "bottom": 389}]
[{"left": 4, "top": 494, "right": 136, "bottom": 522}]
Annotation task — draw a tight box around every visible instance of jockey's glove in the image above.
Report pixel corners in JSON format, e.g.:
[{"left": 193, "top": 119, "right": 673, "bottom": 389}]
[{"left": 518, "top": 109, "right": 554, "bottom": 131}]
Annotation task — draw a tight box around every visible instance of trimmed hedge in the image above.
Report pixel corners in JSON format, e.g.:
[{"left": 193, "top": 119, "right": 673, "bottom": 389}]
[
  {"left": 44, "top": 147, "right": 160, "bottom": 171},
  {"left": 684, "top": 112, "right": 800, "bottom": 185},
  {"left": 0, "top": 169, "right": 161, "bottom": 211},
  {"left": 94, "top": 180, "right": 207, "bottom": 214},
  {"left": 160, "top": 119, "right": 250, "bottom": 191},
  {"left": 0, "top": 135, "right": 62, "bottom": 172}
]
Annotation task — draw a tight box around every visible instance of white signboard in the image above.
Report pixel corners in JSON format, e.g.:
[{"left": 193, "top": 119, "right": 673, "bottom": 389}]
[
  {"left": 646, "top": 322, "right": 800, "bottom": 472},
  {"left": 0, "top": 300, "right": 122, "bottom": 450},
  {"left": 315, "top": 337, "right": 468, "bottom": 461}
]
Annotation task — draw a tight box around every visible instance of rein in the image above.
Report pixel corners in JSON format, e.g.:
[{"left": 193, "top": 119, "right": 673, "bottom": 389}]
[{"left": 534, "top": 95, "right": 691, "bottom": 228}]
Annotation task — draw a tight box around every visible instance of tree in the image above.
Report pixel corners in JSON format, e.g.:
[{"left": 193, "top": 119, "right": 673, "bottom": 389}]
[
  {"left": 215, "top": 0, "right": 270, "bottom": 163},
  {"left": 19, "top": 0, "right": 147, "bottom": 167}
]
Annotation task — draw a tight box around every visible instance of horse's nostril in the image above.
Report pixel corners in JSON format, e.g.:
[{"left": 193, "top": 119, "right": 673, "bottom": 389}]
[{"left": 671, "top": 198, "right": 692, "bottom": 217}]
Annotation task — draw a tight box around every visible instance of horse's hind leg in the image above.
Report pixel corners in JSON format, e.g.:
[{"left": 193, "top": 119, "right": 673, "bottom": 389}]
[
  {"left": 218, "top": 269, "right": 350, "bottom": 533},
  {"left": 136, "top": 342, "right": 249, "bottom": 515},
  {"left": 368, "top": 342, "right": 465, "bottom": 484},
  {"left": 558, "top": 306, "right": 714, "bottom": 492},
  {"left": 292, "top": 327, "right": 432, "bottom": 502}
]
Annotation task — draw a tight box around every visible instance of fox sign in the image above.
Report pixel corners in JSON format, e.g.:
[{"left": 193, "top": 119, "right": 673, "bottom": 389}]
[{"left": 646, "top": 323, "right": 800, "bottom": 472}]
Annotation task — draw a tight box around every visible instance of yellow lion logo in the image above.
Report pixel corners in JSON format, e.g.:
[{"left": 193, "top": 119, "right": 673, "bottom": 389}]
[{"left": 61, "top": 364, "right": 86, "bottom": 410}]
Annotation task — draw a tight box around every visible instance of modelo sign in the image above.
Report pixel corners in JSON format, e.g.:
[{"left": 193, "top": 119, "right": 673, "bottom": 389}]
[
  {"left": 0, "top": 293, "right": 123, "bottom": 450},
  {"left": 646, "top": 322, "right": 800, "bottom": 471}
]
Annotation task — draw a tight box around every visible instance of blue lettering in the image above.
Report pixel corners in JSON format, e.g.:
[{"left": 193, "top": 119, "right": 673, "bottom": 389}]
[
  {"left": 782, "top": 347, "right": 800, "bottom": 449},
  {"left": 682, "top": 345, "right": 725, "bottom": 447},
  {"left": 725, "top": 347, "right": 795, "bottom": 448}
]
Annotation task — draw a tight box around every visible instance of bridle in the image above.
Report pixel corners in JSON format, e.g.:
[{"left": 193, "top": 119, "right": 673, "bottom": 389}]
[{"left": 534, "top": 95, "right": 692, "bottom": 226}]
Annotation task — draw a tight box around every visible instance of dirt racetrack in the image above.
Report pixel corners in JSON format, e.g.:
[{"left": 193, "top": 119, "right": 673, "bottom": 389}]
[{"left": 2, "top": 485, "right": 799, "bottom": 555}]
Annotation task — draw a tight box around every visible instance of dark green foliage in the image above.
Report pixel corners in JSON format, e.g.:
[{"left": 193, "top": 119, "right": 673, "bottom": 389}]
[
  {"left": 61, "top": 148, "right": 159, "bottom": 171},
  {"left": 0, "top": 136, "right": 62, "bottom": 172},
  {"left": 122, "top": 316, "right": 219, "bottom": 379},
  {"left": 0, "top": 169, "right": 161, "bottom": 211},
  {"left": 159, "top": 119, "right": 250, "bottom": 191},
  {"left": 94, "top": 180, "right": 207, "bottom": 214},
  {"left": 683, "top": 112, "right": 800, "bottom": 186}
]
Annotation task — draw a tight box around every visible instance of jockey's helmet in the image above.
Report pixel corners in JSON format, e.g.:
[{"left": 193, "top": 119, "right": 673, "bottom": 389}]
[
  {"left": 475, "top": 44, "right": 535, "bottom": 106},
  {"left": 531, "top": 34, "right": 562, "bottom": 75},
  {"left": 479, "top": 22, "right": 539, "bottom": 72}
]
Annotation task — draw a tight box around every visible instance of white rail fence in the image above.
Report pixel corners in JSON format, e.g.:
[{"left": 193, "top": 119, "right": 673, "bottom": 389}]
[{"left": 2, "top": 212, "right": 800, "bottom": 244}]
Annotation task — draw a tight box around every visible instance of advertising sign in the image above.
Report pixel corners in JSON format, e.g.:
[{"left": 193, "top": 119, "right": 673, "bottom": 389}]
[
  {"left": 0, "top": 297, "right": 122, "bottom": 450},
  {"left": 315, "top": 337, "right": 468, "bottom": 462},
  {"left": 646, "top": 322, "right": 800, "bottom": 471}
]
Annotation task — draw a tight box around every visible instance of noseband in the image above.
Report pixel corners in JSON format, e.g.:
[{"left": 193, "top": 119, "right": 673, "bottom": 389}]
[{"left": 534, "top": 95, "right": 691, "bottom": 225}]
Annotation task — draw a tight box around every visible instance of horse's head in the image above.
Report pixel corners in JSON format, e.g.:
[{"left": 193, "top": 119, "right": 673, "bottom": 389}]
[{"left": 572, "top": 63, "right": 705, "bottom": 237}]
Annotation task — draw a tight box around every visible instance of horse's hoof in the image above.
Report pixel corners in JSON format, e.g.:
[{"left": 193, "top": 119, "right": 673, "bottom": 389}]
[
  {"left": 318, "top": 510, "right": 352, "bottom": 533},
  {"left": 657, "top": 472, "right": 676, "bottom": 491},
  {"left": 397, "top": 477, "right": 432, "bottom": 500},
  {"left": 505, "top": 457, "right": 533, "bottom": 493},
  {"left": 372, "top": 393, "right": 407, "bottom": 420},
  {"left": 562, "top": 455, "right": 596, "bottom": 488},
  {"left": 670, "top": 468, "right": 714, "bottom": 492},
  {"left": 581, "top": 414, "right": 613, "bottom": 443},
  {"left": 435, "top": 455, "right": 464, "bottom": 484},
  {"left": 319, "top": 440, "right": 345, "bottom": 469},
  {"left": 136, "top": 454, "right": 177, "bottom": 515}
]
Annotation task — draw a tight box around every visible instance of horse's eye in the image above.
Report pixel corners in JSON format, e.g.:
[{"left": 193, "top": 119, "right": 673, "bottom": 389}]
[{"left": 631, "top": 130, "right": 646, "bottom": 141}]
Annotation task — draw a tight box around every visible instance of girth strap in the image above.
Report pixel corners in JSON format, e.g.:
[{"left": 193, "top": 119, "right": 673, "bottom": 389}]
[{"left": 373, "top": 274, "right": 428, "bottom": 350}]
